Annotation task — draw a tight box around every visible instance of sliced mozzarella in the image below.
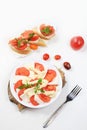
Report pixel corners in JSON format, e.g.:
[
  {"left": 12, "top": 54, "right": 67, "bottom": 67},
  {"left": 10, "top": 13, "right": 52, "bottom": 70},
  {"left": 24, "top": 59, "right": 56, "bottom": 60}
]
[
  {"left": 34, "top": 94, "right": 44, "bottom": 104},
  {"left": 13, "top": 75, "right": 29, "bottom": 83},
  {"left": 36, "top": 71, "right": 46, "bottom": 79},
  {"left": 20, "top": 93, "right": 29, "bottom": 103},
  {"left": 44, "top": 91, "right": 56, "bottom": 98},
  {"left": 40, "top": 79, "right": 48, "bottom": 88}
]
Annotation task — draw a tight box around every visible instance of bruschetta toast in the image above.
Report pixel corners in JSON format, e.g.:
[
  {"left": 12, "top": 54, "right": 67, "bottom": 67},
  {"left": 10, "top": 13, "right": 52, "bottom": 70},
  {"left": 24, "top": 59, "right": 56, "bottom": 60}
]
[
  {"left": 21, "top": 30, "right": 46, "bottom": 46},
  {"left": 8, "top": 24, "right": 55, "bottom": 55},
  {"left": 8, "top": 37, "right": 31, "bottom": 54},
  {"left": 33, "top": 24, "right": 55, "bottom": 40}
]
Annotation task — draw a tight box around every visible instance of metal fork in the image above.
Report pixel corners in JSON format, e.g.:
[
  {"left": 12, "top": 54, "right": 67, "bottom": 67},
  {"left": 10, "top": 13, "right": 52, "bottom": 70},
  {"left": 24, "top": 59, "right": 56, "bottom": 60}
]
[{"left": 43, "top": 85, "right": 82, "bottom": 128}]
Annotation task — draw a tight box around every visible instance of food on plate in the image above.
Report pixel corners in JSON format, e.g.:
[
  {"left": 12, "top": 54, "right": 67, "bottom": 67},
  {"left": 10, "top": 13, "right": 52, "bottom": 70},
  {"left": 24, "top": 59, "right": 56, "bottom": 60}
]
[
  {"left": 33, "top": 24, "right": 55, "bottom": 40},
  {"left": 8, "top": 37, "right": 31, "bottom": 54},
  {"left": 70, "top": 36, "right": 84, "bottom": 50},
  {"left": 15, "top": 67, "right": 30, "bottom": 76},
  {"left": 63, "top": 62, "right": 71, "bottom": 70},
  {"left": 43, "top": 53, "right": 50, "bottom": 60},
  {"left": 44, "top": 69, "right": 56, "bottom": 82},
  {"left": 11, "top": 62, "right": 61, "bottom": 107},
  {"left": 8, "top": 24, "right": 56, "bottom": 55},
  {"left": 21, "top": 30, "right": 46, "bottom": 46},
  {"left": 54, "top": 54, "right": 61, "bottom": 60}
]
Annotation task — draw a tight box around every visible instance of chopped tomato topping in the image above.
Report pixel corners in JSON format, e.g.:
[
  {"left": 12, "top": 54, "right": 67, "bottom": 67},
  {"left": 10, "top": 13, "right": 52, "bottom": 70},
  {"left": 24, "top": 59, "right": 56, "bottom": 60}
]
[
  {"left": 30, "top": 95, "right": 39, "bottom": 106},
  {"left": 44, "top": 69, "right": 56, "bottom": 82},
  {"left": 9, "top": 37, "right": 28, "bottom": 50},
  {"left": 38, "top": 94, "right": 51, "bottom": 102},
  {"left": 9, "top": 39, "right": 18, "bottom": 46},
  {"left": 15, "top": 67, "right": 30, "bottom": 76},
  {"left": 40, "top": 24, "right": 55, "bottom": 36},
  {"left": 21, "top": 30, "right": 39, "bottom": 41}
]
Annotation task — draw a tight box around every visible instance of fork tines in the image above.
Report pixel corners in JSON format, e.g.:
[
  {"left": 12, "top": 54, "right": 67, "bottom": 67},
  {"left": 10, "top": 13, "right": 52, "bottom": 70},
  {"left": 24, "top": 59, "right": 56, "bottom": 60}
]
[{"left": 70, "top": 84, "right": 82, "bottom": 97}]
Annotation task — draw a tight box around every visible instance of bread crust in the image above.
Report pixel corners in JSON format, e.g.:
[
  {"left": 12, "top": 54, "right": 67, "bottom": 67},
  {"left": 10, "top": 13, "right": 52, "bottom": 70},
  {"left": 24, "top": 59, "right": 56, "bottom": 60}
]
[
  {"left": 9, "top": 45, "right": 31, "bottom": 54},
  {"left": 29, "top": 39, "right": 47, "bottom": 46}
]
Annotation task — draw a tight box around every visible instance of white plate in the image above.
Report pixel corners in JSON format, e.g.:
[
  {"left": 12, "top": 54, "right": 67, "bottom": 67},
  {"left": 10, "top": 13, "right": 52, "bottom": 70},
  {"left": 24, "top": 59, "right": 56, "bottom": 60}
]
[{"left": 10, "top": 60, "right": 62, "bottom": 108}]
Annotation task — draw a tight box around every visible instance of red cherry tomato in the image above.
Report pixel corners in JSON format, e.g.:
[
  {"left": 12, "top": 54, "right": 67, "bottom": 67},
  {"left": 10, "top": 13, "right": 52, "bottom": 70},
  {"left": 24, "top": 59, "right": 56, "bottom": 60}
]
[
  {"left": 43, "top": 53, "right": 50, "bottom": 60},
  {"left": 70, "top": 36, "right": 84, "bottom": 50},
  {"left": 54, "top": 55, "right": 61, "bottom": 60},
  {"left": 63, "top": 62, "right": 71, "bottom": 70}
]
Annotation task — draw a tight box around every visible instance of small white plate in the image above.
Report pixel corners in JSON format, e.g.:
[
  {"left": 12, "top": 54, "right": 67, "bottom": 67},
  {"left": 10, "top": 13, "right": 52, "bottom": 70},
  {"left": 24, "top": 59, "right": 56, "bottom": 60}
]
[{"left": 10, "top": 60, "right": 62, "bottom": 108}]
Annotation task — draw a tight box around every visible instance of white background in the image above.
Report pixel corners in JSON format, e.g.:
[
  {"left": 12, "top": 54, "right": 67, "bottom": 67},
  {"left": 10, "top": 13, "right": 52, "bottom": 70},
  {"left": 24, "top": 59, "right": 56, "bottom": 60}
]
[{"left": 0, "top": 0, "right": 87, "bottom": 130}]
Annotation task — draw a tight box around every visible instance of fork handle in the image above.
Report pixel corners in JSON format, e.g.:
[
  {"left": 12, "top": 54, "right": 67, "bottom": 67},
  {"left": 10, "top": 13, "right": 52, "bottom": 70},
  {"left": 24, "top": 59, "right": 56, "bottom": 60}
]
[{"left": 43, "top": 101, "right": 67, "bottom": 128}]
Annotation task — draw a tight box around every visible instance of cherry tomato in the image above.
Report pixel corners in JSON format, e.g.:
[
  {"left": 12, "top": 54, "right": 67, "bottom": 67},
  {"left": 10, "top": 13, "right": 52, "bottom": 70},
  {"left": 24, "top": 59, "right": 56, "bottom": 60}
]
[
  {"left": 70, "top": 36, "right": 84, "bottom": 50},
  {"left": 54, "top": 55, "right": 61, "bottom": 60},
  {"left": 38, "top": 94, "right": 51, "bottom": 102},
  {"left": 43, "top": 53, "right": 50, "bottom": 60},
  {"left": 30, "top": 95, "right": 39, "bottom": 106},
  {"left": 29, "top": 44, "right": 38, "bottom": 50},
  {"left": 15, "top": 67, "right": 30, "bottom": 76},
  {"left": 63, "top": 62, "right": 71, "bottom": 70}
]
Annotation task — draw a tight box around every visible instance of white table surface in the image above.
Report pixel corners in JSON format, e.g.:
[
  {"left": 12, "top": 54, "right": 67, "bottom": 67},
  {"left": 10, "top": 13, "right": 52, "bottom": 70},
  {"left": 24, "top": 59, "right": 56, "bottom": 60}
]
[{"left": 0, "top": 0, "right": 87, "bottom": 130}]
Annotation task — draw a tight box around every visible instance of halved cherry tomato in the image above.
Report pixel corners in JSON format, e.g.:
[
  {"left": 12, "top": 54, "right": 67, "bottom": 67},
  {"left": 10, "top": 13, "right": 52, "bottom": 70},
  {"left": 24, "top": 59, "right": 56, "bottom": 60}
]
[
  {"left": 43, "top": 84, "right": 58, "bottom": 91},
  {"left": 43, "top": 53, "right": 50, "bottom": 60},
  {"left": 44, "top": 69, "right": 56, "bottom": 82},
  {"left": 15, "top": 67, "right": 30, "bottom": 76},
  {"left": 70, "top": 36, "right": 84, "bottom": 50},
  {"left": 54, "top": 55, "right": 61, "bottom": 60},
  {"left": 30, "top": 35, "right": 39, "bottom": 41},
  {"left": 21, "top": 30, "right": 39, "bottom": 41},
  {"left": 40, "top": 24, "right": 55, "bottom": 36},
  {"left": 14, "top": 80, "right": 23, "bottom": 91},
  {"left": 34, "top": 62, "right": 44, "bottom": 71},
  {"left": 38, "top": 94, "right": 51, "bottom": 102},
  {"left": 29, "top": 44, "right": 38, "bottom": 50},
  {"left": 30, "top": 95, "right": 39, "bottom": 106},
  {"left": 18, "top": 88, "right": 26, "bottom": 100}
]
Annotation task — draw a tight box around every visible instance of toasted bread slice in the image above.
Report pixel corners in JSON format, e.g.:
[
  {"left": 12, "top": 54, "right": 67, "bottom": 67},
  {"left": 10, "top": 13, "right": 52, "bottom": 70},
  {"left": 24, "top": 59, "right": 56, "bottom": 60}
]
[
  {"left": 9, "top": 44, "right": 31, "bottom": 55},
  {"left": 33, "top": 27, "right": 55, "bottom": 40}
]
